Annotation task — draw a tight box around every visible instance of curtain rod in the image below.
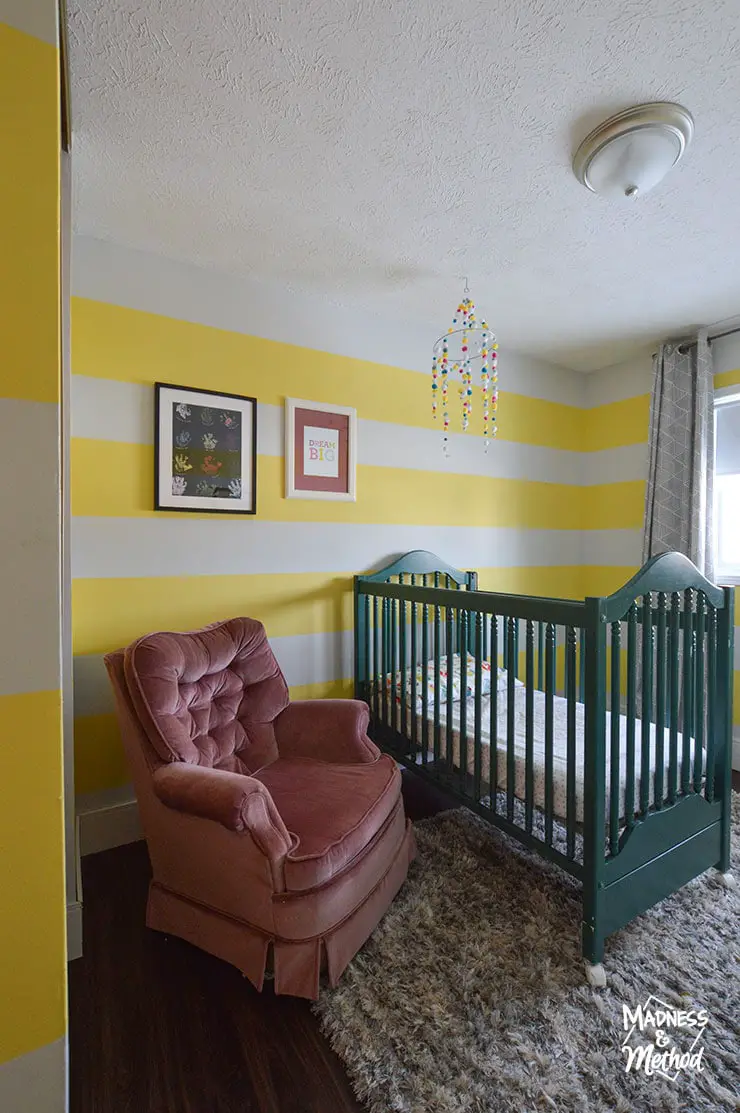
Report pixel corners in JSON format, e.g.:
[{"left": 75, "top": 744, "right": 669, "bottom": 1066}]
[{"left": 653, "top": 324, "right": 740, "bottom": 358}]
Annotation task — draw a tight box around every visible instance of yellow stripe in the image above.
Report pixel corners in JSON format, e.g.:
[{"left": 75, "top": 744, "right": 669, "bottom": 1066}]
[
  {"left": 73, "top": 571, "right": 356, "bottom": 656},
  {"left": 73, "top": 565, "right": 586, "bottom": 657},
  {"left": 71, "top": 439, "right": 583, "bottom": 529},
  {"left": 74, "top": 713, "right": 130, "bottom": 796},
  {"left": 0, "top": 24, "right": 59, "bottom": 404},
  {"left": 76, "top": 677, "right": 357, "bottom": 794},
  {"left": 0, "top": 690, "right": 66, "bottom": 1063},
  {"left": 477, "top": 565, "right": 583, "bottom": 599},
  {"left": 581, "top": 481, "right": 645, "bottom": 530},
  {"left": 289, "top": 678, "right": 354, "bottom": 701},
  {"left": 582, "top": 395, "right": 650, "bottom": 452},
  {"left": 580, "top": 566, "right": 639, "bottom": 599},
  {"left": 71, "top": 298, "right": 583, "bottom": 450},
  {"left": 714, "top": 368, "right": 740, "bottom": 392}
]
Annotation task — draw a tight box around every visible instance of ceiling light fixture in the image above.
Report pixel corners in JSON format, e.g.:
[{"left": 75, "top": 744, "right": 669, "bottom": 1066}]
[{"left": 573, "top": 102, "right": 694, "bottom": 200}]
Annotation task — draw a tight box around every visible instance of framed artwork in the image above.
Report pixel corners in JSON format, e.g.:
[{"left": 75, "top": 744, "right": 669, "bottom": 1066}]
[
  {"left": 155, "top": 382, "right": 257, "bottom": 514},
  {"left": 285, "top": 398, "right": 357, "bottom": 501}
]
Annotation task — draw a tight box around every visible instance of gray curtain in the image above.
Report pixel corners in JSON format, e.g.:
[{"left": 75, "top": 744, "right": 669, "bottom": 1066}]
[{"left": 642, "top": 331, "right": 714, "bottom": 579}]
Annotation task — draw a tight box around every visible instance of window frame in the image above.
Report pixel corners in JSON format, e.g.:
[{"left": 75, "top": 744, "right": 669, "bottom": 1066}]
[{"left": 714, "top": 385, "right": 740, "bottom": 584}]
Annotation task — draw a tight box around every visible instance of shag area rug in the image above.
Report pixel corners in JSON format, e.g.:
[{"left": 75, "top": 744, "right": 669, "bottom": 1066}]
[{"left": 314, "top": 795, "right": 740, "bottom": 1113}]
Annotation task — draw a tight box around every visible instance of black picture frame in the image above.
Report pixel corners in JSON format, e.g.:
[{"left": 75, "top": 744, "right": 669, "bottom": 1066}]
[{"left": 154, "top": 382, "right": 258, "bottom": 515}]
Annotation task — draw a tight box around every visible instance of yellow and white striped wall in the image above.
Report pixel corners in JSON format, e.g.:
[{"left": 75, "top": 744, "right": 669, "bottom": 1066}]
[
  {"left": 582, "top": 336, "right": 740, "bottom": 768},
  {"left": 71, "top": 236, "right": 740, "bottom": 819},
  {"left": 71, "top": 237, "right": 612, "bottom": 805},
  {"left": 0, "top": 3, "right": 67, "bottom": 1111}
]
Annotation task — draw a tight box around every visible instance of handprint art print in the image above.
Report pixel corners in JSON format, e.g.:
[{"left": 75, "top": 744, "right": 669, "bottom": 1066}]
[{"left": 155, "top": 383, "right": 257, "bottom": 513}]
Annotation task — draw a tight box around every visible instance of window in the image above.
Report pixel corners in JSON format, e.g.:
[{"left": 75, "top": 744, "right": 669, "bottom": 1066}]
[{"left": 714, "top": 391, "right": 740, "bottom": 580}]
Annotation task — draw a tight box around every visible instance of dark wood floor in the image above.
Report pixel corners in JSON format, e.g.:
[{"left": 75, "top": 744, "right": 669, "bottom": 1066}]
[
  {"left": 69, "top": 772, "right": 740, "bottom": 1112},
  {"left": 68, "top": 774, "right": 450, "bottom": 1113}
]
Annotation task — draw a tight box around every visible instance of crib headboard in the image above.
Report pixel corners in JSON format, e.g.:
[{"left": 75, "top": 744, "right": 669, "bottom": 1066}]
[{"left": 358, "top": 549, "right": 477, "bottom": 590}]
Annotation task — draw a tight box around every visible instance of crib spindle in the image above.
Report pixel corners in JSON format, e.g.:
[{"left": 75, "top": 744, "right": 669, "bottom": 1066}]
[
  {"left": 410, "top": 576, "right": 418, "bottom": 756},
  {"left": 655, "top": 593, "right": 667, "bottom": 807},
  {"left": 381, "top": 598, "right": 389, "bottom": 727},
  {"left": 609, "top": 620, "right": 621, "bottom": 855},
  {"left": 489, "top": 615, "right": 499, "bottom": 813},
  {"left": 544, "top": 621, "right": 556, "bottom": 845},
  {"left": 668, "top": 592, "right": 680, "bottom": 804},
  {"left": 421, "top": 597, "right": 429, "bottom": 765},
  {"left": 459, "top": 610, "right": 469, "bottom": 794},
  {"left": 399, "top": 584, "right": 407, "bottom": 742},
  {"left": 433, "top": 601, "right": 441, "bottom": 768},
  {"left": 706, "top": 604, "right": 717, "bottom": 803},
  {"left": 446, "top": 604, "right": 454, "bottom": 774},
  {"left": 579, "top": 627, "right": 586, "bottom": 703},
  {"left": 362, "top": 594, "right": 370, "bottom": 707},
  {"left": 506, "top": 616, "right": 516, "bottom": 822},
  {"left": 391, "top": 598, "right": 400, "bottom": 746},
  {"left": 694, "top": 593, "right": 705, "bottom": 793},
  {"left": 536, "top": 622, "right": 544, "bottom": 691},
  {"left": 566, "top": 625, "right": 577, "bottom": 858},
  {"left": 372, "top": 596, "right": 380, "bottom": 722},
  {"left": 625, "top": 603, "right": 637, "bottom": 831},
  {"left": 640, "top": 592, "right": 653, "bottom": 816},
  {"left": 473, "top": 611, "right": 483, "bottom": 804},
  {"left": 525, "top": 619, "right": 535, "bottom": 834},
  {"left": 681, "top": 589, "right": 694, "bottom": 795}
]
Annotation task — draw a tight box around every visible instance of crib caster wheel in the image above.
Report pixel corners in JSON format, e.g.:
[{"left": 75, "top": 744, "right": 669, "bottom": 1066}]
[
  {"left": 718, "top": 871, "right": 735, "bottom": 890},
  {"left": 584, "top": 961, "right": 607, "bottom": 988}
]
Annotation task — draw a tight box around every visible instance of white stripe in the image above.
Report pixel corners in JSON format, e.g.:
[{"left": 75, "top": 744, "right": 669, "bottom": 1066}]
[
  {"left": 581, "top": 529, "right": 642, "bottom": 568},
  {"left": 0, "top": 1038, "right": 66, "bottom": 1113},
  {"left": 71, "top": 519, "right": 584, "bottom": 580},
  {"left": 582, "top": 351, "right": 653, "bottom": 408},
  {"left": 581, "top": 444, "right": 648, "bottom": 486},
  {"left": 0, "top": 399, "right": 62, "bottom": 696},
  {"left": 71, "top": 376, "right": 284, "bottom": 457},
  {"left": 0, "top": 1, "right": 58, "bottom": 44},
  {"left": 74, "top": 630, "right": 354, "bottom": 718},
  {"left": 71, "top": 236, "right": 586, "bottom": 408},
  {"left": 71, "top": 374, "right": 584, "bottom": 484}
]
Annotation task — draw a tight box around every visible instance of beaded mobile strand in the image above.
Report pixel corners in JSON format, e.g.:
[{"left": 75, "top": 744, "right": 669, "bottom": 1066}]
[{"left": 432, "top": 282, "right": 498, "bottom": 455}]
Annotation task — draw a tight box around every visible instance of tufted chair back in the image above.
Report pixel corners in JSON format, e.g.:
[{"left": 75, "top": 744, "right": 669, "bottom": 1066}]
[{"left": 123, "top": 617, "right": 289, "bottom": 775}]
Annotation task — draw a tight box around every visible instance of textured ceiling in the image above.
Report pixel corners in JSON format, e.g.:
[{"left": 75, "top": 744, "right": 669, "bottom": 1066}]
[{"left": 68, "top": 0, "right": 740, "bottom": 371}]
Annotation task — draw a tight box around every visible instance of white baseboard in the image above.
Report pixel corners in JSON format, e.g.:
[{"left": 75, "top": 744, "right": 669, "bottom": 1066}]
[
  {"left": 76, "top": 785, "right": 142, "bottom": 856},
  {"left": 66, "top": 901, "right": 83, "bottom": 962}
]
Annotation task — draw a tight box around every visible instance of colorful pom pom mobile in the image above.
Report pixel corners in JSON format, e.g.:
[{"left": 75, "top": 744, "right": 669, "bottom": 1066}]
[{"left": 432, "top": 282, "right": 498, "bottom": 453}]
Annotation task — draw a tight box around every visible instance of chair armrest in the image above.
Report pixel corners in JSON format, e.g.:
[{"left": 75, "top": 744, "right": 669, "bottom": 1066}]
[
  {"left": 274, "top": 699, "right": 379, "bottom": 764},
  {"left": 152, "top": 764, "right": 292, "bottom": 861}
]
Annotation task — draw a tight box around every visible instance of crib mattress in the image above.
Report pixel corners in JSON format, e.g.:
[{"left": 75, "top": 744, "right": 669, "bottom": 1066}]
[{"left": 385, "top": 686, "right": 697, "bottom": 825}]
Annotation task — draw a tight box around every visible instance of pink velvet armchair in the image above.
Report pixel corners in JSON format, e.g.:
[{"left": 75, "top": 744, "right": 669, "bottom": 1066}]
[{"left": 104, "top": 617, "right": 415, "bottom": 999}]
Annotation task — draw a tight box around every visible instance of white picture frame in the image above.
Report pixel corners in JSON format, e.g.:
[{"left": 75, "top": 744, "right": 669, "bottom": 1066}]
[{"left": 285, "top": 398, "right": 357, "bottom": 501}]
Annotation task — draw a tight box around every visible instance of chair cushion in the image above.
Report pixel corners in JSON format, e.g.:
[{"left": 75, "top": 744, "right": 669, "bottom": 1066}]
[
  {"left": 124, "top": 618, "right": 288, "bottom": 773},
  {"left": 255, "top": 755, "right": 401, "bottom": 892}
]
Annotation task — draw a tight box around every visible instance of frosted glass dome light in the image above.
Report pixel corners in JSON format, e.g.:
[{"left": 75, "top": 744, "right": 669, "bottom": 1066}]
[{"left": 573, "top": 103, "right": 694, "bottom": 200}]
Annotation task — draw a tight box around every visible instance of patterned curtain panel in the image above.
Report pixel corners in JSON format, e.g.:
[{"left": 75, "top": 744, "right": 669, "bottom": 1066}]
[{"left": 642, "top": 332, "right": 714, "bottom": 579}]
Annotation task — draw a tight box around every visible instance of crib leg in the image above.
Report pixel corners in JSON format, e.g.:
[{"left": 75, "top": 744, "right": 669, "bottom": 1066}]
[
  {"left": 581, "top": 919, "right": 606, "bottom": 989},
  {"left": 584, "top": 960, "right": 607, "bottom": 988},
  {"left": 718, "top": 870, "right": 735, "bottom": 890}
]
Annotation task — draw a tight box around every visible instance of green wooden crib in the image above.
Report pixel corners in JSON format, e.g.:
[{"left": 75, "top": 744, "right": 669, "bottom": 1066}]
[{"left": 353, "top": 549, "right": 735, "bottom": 982}]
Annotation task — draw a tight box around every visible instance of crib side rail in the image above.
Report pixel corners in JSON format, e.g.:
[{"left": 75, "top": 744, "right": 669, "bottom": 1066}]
[{"left": 354, "top": 575, "right": 593, "bottom": 875}]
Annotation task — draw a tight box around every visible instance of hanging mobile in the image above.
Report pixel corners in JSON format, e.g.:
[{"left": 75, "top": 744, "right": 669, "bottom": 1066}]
[{"left": 431, "top": 280, "right": 498, "bottom": 455}]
